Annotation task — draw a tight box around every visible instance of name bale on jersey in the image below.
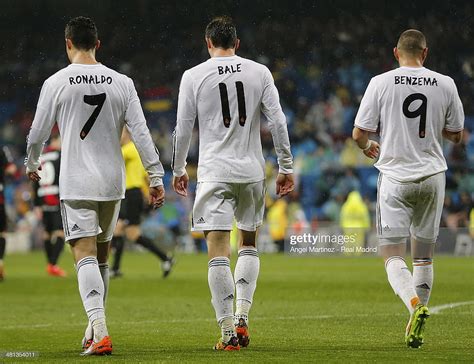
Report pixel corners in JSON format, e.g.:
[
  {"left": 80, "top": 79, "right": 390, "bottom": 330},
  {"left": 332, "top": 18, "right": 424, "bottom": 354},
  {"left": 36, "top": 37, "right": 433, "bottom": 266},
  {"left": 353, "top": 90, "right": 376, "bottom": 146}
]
[
  {"left": 218, "top": 63, "right": 242, "bottom": 75},
  {"left": 69, "top": 75, "right": 113, "bottom": 85},
  {"left": 394, "top": 75, "right": 438, "bottom": 86}
]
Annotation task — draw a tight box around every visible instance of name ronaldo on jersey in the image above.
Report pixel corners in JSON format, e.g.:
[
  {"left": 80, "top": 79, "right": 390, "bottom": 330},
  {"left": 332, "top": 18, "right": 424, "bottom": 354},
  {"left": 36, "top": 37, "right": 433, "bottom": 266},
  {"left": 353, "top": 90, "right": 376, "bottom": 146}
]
[{"left": 69, "top": 74, "right": 113, "bottom": 85}]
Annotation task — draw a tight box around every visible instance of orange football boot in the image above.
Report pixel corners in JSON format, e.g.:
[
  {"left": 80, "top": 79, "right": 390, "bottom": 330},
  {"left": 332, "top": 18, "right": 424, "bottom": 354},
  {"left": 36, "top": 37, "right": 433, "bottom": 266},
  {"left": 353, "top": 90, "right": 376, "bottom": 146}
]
[
  {"left": 214, "top": 336, "right": 240, "bottom": 351},
  {"left": 47, "top": 264, "right": 67, "bottom": 277},
  {"left": 81, "top": 336, "right": 112, "bottom": 356}
]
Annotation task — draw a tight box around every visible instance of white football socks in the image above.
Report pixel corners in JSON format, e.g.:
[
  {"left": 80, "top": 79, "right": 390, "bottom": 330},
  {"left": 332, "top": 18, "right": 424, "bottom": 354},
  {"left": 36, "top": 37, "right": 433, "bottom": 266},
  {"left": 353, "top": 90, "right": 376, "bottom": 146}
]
[
  {"left": 413, "top": 258, "right": 433, "bottom": 306},
  {"left": 92, "top": 317, "right": 108, "bottom": 343},
  {"left": 99, "top": 263, "right": 109, "bottom": 306},
  {"left": 76, "top": 256, "right": 108, "bottom": 342},
  {"left": 234, "top": 247, "right": 260, "bottom": 325},
  {"left": 208, "top": 257, "right": 235, "bottom": 342},
  {"left": 385, "top": 256, "right": 420, "bottom": 314},
  {"left": 84, "top": 262, "right": 110, "bottom": 342}
]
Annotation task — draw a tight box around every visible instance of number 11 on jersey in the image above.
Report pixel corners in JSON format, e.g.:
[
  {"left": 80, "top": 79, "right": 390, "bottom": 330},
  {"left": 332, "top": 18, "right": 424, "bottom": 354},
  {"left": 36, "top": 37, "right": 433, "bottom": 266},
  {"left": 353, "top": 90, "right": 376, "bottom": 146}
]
[{"left": 218, "top": 81, "right": 247, "bottom": 127}]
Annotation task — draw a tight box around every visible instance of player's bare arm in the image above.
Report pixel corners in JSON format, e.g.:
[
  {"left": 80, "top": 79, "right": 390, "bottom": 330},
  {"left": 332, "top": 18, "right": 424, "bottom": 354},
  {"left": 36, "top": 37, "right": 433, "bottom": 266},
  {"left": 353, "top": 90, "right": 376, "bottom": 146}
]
[
  {"left": 352, "top": 127, "right": 380, "bottom": 159},
  {"left": 442, "top": 129, "right": 463, "bottom": 144}
]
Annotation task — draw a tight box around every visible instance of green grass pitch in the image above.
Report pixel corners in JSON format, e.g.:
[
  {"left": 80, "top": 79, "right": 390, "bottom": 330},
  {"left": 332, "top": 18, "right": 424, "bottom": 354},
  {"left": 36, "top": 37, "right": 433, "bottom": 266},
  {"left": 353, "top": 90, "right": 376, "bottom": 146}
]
[{"left": 1, "top": 252, "right": 473, "bottom": 363}]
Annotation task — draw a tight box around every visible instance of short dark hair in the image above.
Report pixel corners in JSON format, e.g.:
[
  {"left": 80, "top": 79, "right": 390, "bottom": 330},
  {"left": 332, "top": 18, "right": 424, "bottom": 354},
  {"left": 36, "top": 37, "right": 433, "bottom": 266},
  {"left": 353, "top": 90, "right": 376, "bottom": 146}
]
[
  {"left": 65, "top": 16, "right": 98, "bottom": 51},
  {"left": 205, "top": 16, "right": 237, "bottom": 49},
  {"left": 397, "top": 29, "right": 427, "bottom": 56}
]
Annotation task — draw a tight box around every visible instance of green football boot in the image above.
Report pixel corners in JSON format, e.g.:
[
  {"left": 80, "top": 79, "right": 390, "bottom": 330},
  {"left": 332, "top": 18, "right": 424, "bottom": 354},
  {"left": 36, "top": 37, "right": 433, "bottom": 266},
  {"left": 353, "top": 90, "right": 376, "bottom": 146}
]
[{"left": 405, "top": 304, "right": 430, "bottom": 348}]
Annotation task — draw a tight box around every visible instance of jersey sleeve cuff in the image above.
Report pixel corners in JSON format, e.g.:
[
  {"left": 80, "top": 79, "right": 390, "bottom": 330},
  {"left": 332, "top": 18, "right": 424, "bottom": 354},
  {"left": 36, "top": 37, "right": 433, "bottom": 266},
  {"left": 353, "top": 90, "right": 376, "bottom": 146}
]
[
  {"left": 278, "top": 166, "right": 293, "bottom": 174},
  {"left": 354, "top": 124, "right": 378, "bottom": 133},
  {"left": 173, "top": 168, "right": 186, "bottom": 178},
  {"left": 149, "top": 177, "right": 163, "bottom": 188},
  {"left": 25, "top": 161, "right": 40, "bottom": 173},
  {"left": 444, "top": 126, "right": 464, "bottom": 132}
]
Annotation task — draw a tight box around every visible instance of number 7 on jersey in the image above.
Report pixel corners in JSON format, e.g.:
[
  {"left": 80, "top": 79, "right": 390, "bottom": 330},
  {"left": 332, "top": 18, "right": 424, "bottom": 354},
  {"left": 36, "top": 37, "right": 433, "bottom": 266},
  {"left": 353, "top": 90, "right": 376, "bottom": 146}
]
[{"left": 80, "top": 93, "right": 106, "bottom": 140}]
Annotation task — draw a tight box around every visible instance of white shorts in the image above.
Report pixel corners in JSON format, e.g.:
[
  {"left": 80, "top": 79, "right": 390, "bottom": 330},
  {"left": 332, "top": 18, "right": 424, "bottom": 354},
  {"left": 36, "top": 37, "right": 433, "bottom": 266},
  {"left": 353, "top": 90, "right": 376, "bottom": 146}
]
[
  {"left": 192, "top": 181, "right": 266, "bottom": 232},
  {"left": 60, "top": 200, "right": 121, "bottom": 243},
  {"left": 376, "top": 172, "right": 445, "bottom": 244}
]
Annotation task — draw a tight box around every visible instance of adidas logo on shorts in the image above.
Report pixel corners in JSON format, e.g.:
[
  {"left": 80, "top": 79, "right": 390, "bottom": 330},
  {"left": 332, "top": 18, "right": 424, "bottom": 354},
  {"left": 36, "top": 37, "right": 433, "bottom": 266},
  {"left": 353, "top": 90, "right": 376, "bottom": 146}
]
[
  {"left": 195, "top": 217, "right": 205, "bottom": 224},
  {"left": 71, "top": 224, "right": 81, "bottom": 232}
]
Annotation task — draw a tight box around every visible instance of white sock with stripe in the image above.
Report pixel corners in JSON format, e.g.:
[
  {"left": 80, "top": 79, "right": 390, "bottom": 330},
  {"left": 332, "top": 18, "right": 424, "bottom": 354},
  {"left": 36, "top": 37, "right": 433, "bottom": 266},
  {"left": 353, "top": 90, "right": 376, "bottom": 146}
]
[
  {"left": 84, "top": 262, "right": 110, "bottom": 342},
  {"left": 413, "top": 258, "right": 433, "bottom": 306},
  {"left": 208, "top": 257, "right": 235, "bottom": 342},
  {"left": 234, "top": 247, "right": 260, "bottom": 325},
  {"left": 385, "top": 256, "right": 420, "bottom": 314},
  {"left": 76, "top": 256, "right": 108, "bottom": 342}
]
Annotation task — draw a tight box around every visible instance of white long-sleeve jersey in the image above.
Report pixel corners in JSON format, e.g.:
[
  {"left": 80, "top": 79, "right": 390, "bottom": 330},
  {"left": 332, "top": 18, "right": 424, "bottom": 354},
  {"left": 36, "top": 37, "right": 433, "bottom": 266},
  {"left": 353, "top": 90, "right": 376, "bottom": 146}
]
[
  {"left": 355, "top": 66, "right": 464, "bottom": 182},
  {"left": 172, "top": 55, "right": 293, "bottom": 183},
  {"left": 25, "top": 63, "right": 164, "bottom": 201}
]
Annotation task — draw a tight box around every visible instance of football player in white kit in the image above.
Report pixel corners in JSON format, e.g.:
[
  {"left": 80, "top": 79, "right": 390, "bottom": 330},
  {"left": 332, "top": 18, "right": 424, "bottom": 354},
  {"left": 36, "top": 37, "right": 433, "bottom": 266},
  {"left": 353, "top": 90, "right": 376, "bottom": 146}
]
[
  {"left": 353, "top": 30, "right": 464, "bottom": 348},
  {"left": 172, "top": 16, "right": 294, "bottom": 350},
  {"left": 25, "top": 17, "right": 165, "bottom": 356}
]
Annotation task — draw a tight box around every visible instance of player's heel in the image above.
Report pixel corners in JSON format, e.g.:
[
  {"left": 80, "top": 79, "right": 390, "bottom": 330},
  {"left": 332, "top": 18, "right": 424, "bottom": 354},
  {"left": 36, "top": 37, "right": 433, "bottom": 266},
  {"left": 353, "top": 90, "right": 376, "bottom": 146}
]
[
  {"left": 235, "top": 318, "right": 250, "bottom": 347},
  {"left": 214, "top": 336, "right": 240, "bottom": 351}
]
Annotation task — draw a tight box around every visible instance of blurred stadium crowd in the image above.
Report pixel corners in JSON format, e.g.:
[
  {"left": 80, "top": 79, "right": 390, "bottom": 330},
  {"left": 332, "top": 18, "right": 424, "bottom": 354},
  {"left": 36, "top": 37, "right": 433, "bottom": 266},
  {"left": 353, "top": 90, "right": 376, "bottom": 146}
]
[{"left": 0, "top": 1, "right": 473, "bottom": 252}]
